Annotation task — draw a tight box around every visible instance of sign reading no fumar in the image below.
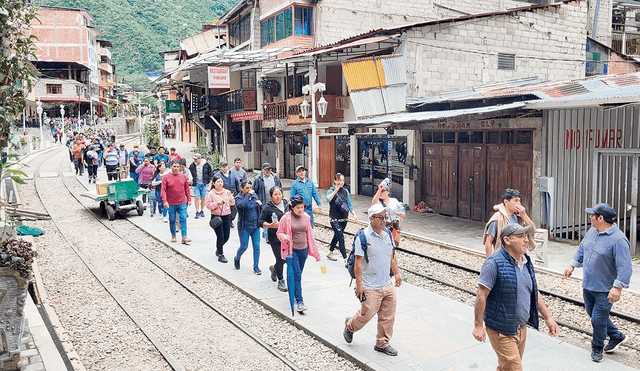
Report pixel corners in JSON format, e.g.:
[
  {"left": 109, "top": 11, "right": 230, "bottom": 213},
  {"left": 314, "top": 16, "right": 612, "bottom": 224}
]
[
  {"left": 208, "top": 67, "right": 230, "bottom": 88},
  {"left": 165, "top": 100, "right": 182, "bottom": 113}
]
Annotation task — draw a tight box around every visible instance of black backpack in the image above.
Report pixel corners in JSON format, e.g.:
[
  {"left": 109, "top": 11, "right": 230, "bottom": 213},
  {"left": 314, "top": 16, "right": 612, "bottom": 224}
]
[{"left": 346, "top": 227, "right": 394, "bottom": 286}]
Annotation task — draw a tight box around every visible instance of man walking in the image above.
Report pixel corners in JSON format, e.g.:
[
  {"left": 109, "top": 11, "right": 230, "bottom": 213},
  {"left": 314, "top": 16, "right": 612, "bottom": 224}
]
[
  {"left": 230, "top": 157, "right": 247, "bottom": 185},
  {"left": 253, "top": 163, "right": 281, "bottom": 206},
  {"left": 189, "top": 153, "right": 212, "bottom": 219},
  {"left": 161, "top": 161, "right": 192, "bottom": 244},
  {"left": 72, "top": 138, "right": 85, "bottom": 176},
  {"left": 563, "top": 203, "right": 632, "bottom": 362},
  {"left": 473, "top": 223, "right": 558, "bottom": 370},
  {"left": 483, "top": 188, "right": 536, "bottom": 257},
  {"left": 343, "top": 204, "right": 402, "bottom": 356},
  {"left": 214, "top": 160, "right": 240, "bottom": 195},
  {"left": 290, "top": 165, "right": 322, "bottom": 226}
]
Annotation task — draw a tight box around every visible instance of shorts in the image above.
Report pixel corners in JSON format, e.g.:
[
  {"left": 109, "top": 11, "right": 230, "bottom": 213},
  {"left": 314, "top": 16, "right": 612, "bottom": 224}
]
[{"left": 193, "top": 183, "right": 207, "bottom": 198}]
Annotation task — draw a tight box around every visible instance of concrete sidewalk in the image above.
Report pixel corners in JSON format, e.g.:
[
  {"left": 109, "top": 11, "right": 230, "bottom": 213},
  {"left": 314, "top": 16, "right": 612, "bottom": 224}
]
[{"left": 65, "top": 137, "right": 637, "bottom": 370}]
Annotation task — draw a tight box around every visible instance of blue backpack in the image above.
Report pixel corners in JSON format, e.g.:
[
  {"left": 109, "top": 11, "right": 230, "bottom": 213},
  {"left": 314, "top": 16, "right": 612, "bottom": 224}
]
[{"left": 346, "top": 227, "right": 394, "bottom": 286}]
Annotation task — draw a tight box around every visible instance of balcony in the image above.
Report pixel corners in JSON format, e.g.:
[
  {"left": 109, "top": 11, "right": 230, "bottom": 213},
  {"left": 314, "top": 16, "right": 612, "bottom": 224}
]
[
  {"left": 263, "top": 95, "right": 345, "bottom": 127},
  {"left": 197, "top": 89, "right": 257, "bottom": 113}
]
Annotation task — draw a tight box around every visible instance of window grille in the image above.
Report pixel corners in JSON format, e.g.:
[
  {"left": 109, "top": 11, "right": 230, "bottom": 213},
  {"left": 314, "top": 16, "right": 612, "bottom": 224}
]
[{"left": 498, "top": 53, "right": 516, "bottom": 70}]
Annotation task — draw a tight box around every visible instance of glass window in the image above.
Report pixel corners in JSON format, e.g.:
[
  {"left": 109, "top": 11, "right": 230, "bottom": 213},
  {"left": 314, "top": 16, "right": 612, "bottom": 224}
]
[
  {"left": 433, "top": 132, "right": 443, "bottom": 143},
  {"left": 261, "top": 21, "right": 269, "bottom": 47},
  {"left": 487, "top": 131, "right": 500, "bottom": 144},
  {"left": 228, "top": 120, "right": 243, "bottom": 144},
  {"left": 268, "top": 18, "right": 275, "bottom": 45},
  {"left": 515, "top": 130, "right": 532, "bottom": 144},
  {"left": 284, "top": 9, "right": 293, "bottom": 38},
  {"left": 47, "top": 84, "right": 62, "bottom": 94},
  {"left": 241, "top": 70, "right": 256, "bottom": 89},
  {"left": 276, "top": 13, "right": 285, "bottom": 41},
  {"left": 501, "top": 131, "right": 514, "bottom": 144},
  {"left": 444, "top": 132, "right": 455, "bottom": 143},
  {"left": 423, "top": 132, "right": 432, "bottom": 143},
  {"left": 471, "top": 131, "right": 483, "bottom": 143},
  {"left": 244, "top": 121, "right": 252, "bottom": 152},
  {"left": 294, "top": 7, "right": 312, "bottom": 36},
  {"left": 458, "top": 131, "right": 470, "bottom": 143}
]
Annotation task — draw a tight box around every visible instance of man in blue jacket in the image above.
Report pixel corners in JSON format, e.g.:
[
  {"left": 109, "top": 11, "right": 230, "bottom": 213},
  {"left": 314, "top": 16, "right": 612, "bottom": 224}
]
[
  {"left": 564, "top": 203, "right": 633, "bottom": 362},
  {"left": 473, "top": 223, "right": 558, "bottom": 370},
  {"left": 289, "top": 165, "right": 321, "bottom": 226}
]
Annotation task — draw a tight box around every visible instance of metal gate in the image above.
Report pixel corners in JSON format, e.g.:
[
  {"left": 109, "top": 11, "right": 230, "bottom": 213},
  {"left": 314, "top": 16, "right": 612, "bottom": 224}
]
[{"left": 592, "top": 148, "right": 640, "bottom": 256}]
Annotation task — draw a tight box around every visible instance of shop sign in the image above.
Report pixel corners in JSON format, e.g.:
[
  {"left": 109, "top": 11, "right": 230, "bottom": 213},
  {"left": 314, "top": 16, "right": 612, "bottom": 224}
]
[
  {"left": 423, "top": 118, "right": 509, "bottom": 130},
  {"left": 208, "top": 67, "right": 230, "bottom": 88},
  {"left": 165, "top": 100, "right": 182, "bottom": 113},
  {"left": 325, "top": 127, "right": 341, "bottom": 134}
]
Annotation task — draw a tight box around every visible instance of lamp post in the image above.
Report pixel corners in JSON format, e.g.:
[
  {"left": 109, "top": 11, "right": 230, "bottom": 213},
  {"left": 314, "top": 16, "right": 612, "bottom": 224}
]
[
  {"left": 60, "top": 105, "right": 65, "bottom": 137},
  {"left": 299, "top": 71, "right": 328, "bottom": 187},
  {"left": 36, "top": 100, "right": 43, "bottom": 148},
  {"left": 156, "top": 93, "right": 164, "bottom": 147}
]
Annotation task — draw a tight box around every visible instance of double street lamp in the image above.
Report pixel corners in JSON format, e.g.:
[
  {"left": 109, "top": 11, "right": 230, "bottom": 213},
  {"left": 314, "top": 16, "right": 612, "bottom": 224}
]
[
  {"left": 36, "top": 100, "right": 43, "bottom": 148},
  {"left": 60, "top": 105, "right": 65, "bottom": 137},
  {"left": 299, "top": 73, "right": 328, "bottom": 187}
]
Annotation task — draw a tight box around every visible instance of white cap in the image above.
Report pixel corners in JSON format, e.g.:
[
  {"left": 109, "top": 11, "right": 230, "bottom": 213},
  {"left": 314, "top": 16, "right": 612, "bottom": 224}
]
[{"left": 368, "top": 204, "right": 386, "bottom": 218}]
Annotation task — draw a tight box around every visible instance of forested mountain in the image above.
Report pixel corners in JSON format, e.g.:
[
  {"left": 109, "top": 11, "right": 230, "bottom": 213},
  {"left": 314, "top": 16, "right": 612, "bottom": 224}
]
[{"left": 38, "top": 0, "right": 235, "bottom": 89}]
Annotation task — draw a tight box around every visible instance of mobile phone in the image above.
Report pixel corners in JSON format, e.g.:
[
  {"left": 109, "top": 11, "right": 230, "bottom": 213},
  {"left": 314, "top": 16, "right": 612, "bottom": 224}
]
[{"left": 359, "top": 292, "right": 367, "bottom": 302}]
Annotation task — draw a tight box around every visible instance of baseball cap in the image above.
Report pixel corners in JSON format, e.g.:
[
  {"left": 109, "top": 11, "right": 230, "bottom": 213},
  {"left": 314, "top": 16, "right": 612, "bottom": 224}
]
[
  {"left": 501, "top": 223, "right": 534, "bottom": 238},
  {"left": 219, "top": 159, "right": 228, "bottom": 166},
  {"left": 585, "top": 203, "right": 616, "bottom": 220},
  {"left": 367, "top": 204, "right": 386, "bottom": 218},
  {"left": 194, "top": 153, "right": 202, "bottom": 159},
  {"left": 262, "top": 162, "right": 272, "bottom": 170},
  {"left": 296, "top": 165, "right": 306, "bottom": 172}
]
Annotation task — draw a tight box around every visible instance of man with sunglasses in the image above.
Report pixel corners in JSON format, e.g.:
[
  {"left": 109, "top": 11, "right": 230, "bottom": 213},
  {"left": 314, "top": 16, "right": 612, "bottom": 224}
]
[
  {"left": 564, "top": 203, "right": 633, "bottom": 362},
  {"left": 343, "top": 204, "right": 402, "bottom": 356}
]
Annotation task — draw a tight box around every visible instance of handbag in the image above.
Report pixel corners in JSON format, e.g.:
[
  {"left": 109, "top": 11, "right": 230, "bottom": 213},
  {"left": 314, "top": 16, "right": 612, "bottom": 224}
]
[
  {"left": 209, "top": 215, "right": 223, "bottom": 229},
  {"left": 334, "top": 193, "right": 350, "bottom": 214},
  {"left": 230, "top": 204, "right": 238, "bottom": 220}
]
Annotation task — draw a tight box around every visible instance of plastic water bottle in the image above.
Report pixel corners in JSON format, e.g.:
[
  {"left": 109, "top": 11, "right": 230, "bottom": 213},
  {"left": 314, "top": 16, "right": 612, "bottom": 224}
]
[
  {"left": 383, "top": 177, "right": 391, "bottom": 188},
  {"left": 272, "top": 212, "right": 278, "bottom": 223}
]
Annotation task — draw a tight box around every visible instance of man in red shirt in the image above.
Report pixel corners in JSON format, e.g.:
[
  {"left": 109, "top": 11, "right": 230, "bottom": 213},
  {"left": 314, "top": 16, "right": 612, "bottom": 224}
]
[
  {"left": 72, "top": 138, "right": 86, "bottom": 176},
  {"left": 161, "top": 161, "right": 192, "bottom": 244}
]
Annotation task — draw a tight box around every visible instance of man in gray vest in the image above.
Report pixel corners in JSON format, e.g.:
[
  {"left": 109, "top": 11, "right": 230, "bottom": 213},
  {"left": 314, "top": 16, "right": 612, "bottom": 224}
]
[{"left": 473, "top": 223, "right": 558, "bottom": 370}]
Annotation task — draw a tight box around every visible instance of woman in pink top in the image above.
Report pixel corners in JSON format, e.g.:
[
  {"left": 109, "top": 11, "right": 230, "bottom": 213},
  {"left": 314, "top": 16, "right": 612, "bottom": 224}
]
[
  {"left": 277, "top": 195, "right": 321, "bottom": 313},
  {"left": 135, "top": 157, "right": 156, "bottom": 204},
  {"left": 205, "top": 175, "right": 236, "bottom": 263}
]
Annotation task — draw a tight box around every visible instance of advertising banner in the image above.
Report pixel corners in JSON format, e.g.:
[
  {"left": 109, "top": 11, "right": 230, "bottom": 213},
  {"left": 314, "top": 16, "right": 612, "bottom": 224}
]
[
  {"left": 165, "top": 100, "right": 182, "bottom": 113},
  {"left": 208, "top": 67, "right": 230, "bottom": 88}
]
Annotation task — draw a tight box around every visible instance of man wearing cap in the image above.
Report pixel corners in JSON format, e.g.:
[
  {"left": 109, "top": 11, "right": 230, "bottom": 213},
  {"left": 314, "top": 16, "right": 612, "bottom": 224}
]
[
  {"left": 343, "top": 204, "right": 402, "bottom": 356},
  {"left": 483, "top": 188, "right": 536, "bottom": 258},
  {"left": 289, "top": 165, "right": 322, "bottom": 227},
  {"left": 189, "top": 153, "right": 213, "bottom": 219},
  {"left": 118, "top": 144, "right": 129, "bottom": 176},
  {"left": 563, "top": 203, "right": 633, "bottom": 362},
  {"left": 128, "top": 147, "right": 144, "bottom": 184},
  {"left": 214, "top": 160, "right": 240, "bottom": 196},
  {"left": 473, "top": 223, "right": 558, "bottom": 370},
  {"left": 230, "top": 157, "right": 247, "bottom": 185},
  {"left": 254, "top": 162, "right": 281, "bottom": 206}
]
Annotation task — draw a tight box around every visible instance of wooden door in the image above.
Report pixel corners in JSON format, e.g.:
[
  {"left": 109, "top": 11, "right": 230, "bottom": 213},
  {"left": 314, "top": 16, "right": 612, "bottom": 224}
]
[
  {"left": 422, "top": 144, "right": 440, "bottom": 211},
  {"left": 487, "top": 145, "right": 509, "bottom": 220},
  {"left": 439, "top": 145, "right": 458, "bottom": 216},
  {"left": 509, "top": 145, "right": 533, "bottom": 213},
  {"left": 458, "top": 146, "right": 486, "bottom": 220},
  {"left": 319, "top": 137, "right": 335, "bottom": 189}
]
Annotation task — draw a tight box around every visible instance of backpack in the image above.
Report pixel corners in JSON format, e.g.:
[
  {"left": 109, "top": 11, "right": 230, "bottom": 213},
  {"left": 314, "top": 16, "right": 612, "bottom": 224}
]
[{"left": 346, "top": 227, "right": 394, "bottom": 286}]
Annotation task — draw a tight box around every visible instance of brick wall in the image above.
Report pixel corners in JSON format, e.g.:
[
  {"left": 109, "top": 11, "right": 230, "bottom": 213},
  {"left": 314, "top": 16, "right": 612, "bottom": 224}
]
[
  {"left": 32, "top": 8, "right": 90, "bottom": 64},
  {"left": 404, "top": 1, "right": 588, "bottom": 96},
  {"left": 609, "top": 52, "right": 640, "bottom": 74}
]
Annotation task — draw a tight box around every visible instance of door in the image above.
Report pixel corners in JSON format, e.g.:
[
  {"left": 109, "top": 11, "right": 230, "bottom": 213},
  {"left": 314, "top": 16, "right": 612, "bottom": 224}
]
[
  {"left": 319, "top": 136, "right": 335, "bottom": 189},
  {"left": 422, "top": 144, "right": 457, "bottom": 216},
  {"left": 458, "top": 146, "right": 486, "bottom": 221}
]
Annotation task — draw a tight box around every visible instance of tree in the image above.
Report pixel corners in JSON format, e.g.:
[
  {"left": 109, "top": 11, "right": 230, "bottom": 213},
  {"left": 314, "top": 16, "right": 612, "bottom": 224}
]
[{"left": 0, "top": 0, "right": 38, "bottom": 149}]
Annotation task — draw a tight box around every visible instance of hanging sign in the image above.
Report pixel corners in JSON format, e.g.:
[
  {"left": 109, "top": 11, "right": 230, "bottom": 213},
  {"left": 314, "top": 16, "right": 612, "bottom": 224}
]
[
  {"left": 165, "top": 100, "right": 182, "bottom": 113},
  {"left": 208, "top": 67, "right": 230, "bottom": 88}
]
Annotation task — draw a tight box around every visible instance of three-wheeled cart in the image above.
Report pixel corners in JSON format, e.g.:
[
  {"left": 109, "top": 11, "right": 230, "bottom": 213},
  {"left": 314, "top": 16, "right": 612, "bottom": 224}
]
[{"left": 81, "top": 179, "right": 148, "bottom": 220}]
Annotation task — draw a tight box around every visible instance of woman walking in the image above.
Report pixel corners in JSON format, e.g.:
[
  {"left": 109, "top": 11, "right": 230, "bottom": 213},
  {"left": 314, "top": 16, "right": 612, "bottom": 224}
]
[
  {"left": 277, "top": 195, "right": 321, "bottom": 313},
  {"left": 205, "top": 175, "right": 235, "bottom": 263},
  {"left": 234, "top": 181, "right": 263, "bottom": 274},
  {"left": 135, "top": 157, "right": 155, "bottom": 205},
  {"left": 149, "top": 161, "right": 167, "bottom": 219},
  {"left": 325, "top": 173, "right": 359, "bottom": 264},
  {"left": 258, "top": 187, "right": 289, "bottom": 291}
]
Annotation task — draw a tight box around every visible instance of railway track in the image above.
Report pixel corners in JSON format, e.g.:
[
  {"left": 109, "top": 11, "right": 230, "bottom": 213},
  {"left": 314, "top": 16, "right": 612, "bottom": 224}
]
[
  {"left": 32, "top": 147, "right": 301, "bottom": 371},
  {"left": 313, "top": 219, "right": 640, "bottom": 352}
]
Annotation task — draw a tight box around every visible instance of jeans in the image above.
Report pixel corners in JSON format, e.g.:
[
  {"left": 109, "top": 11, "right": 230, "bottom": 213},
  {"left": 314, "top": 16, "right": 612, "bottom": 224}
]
[
  {"left": 154, "top": 190, "right": 166, "bottom": 216},
  {"left": 269, "top": 240, "right": 284, "bottom": 280},
  {"left": 304, "top": 205, "right": 314, "bottom": 227},
  {"left": 87, "top": 164, "right": 97, "bottom": 180},
  {"left": 213, "top": 214, "right": 231, "bottom": 256},
  {"left": 149, "top": 194, "right": 164, "bottom": 216},
  {"left": 583, "top": 289, "right": 623, "bottom": 350},
  {"left": 291, "top": 248, "right": 308, "bottom": 304},
  {"left": 106, "top": 164, "right": 118, "bottom": 180},
  {"left": 139, "top": 184, "right": 149, "bottom": 203},
  {"left": 236, "top": 227, "right": 260, "bottom": 268},
  {"left": 329, "top": 220, "right": 348, "bottom": 258},
  {"left": 168, "top": 203, "right": 188, "bottom": 238},
  {"left": 73, "top": 158, "right": 84, "bottom": 175},
  {"left": 193, "top": 183, "right": 207, "bottom": 199}
]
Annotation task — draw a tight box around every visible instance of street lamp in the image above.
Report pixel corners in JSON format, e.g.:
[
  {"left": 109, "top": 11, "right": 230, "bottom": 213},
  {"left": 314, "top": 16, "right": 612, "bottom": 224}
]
[
  {"left": 299, "top": 70, "right": 327, "bottom": 187},
  {"left": 36, "top": 100, "right": 43, "bottom": 148},
  {"left": 60, "top": 105, "right": 65, "bottom": 136},
  {"left": 156, "top": 92, "right": 164, "bottom": 146}
]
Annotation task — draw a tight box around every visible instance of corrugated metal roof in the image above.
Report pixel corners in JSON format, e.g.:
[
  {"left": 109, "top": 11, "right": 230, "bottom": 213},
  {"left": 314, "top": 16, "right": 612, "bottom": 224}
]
[{"left": 525, "top": 84, "right": 640, "bottom": 106}]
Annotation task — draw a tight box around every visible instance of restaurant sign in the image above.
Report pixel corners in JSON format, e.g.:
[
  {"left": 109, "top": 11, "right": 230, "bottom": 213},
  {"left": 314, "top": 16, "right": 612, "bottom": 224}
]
[{"left": 208, "top": 67, "right": 230, "bottom": 88}]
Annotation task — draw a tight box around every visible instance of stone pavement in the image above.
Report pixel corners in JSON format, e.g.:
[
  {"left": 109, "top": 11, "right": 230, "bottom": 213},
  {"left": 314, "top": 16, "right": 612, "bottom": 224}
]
[{"left": 59, "top": 137, "right": 636, "bottom": 370}]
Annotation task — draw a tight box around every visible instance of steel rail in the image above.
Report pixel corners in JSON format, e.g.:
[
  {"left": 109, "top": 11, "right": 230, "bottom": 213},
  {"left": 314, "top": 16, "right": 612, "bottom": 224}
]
[{"left": 35, "top": 146, "right": 302, "bottom": 371}]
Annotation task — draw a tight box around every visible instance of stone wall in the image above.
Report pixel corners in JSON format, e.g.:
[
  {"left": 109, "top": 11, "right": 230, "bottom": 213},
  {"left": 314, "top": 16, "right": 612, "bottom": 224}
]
[{"left": 404, "top": 1, "right": 588, "bottom": 97}]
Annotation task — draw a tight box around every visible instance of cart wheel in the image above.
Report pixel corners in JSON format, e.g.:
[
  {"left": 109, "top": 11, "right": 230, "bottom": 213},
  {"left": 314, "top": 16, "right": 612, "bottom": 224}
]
[
  {"left": 99, "top": 201, "right": 106, "bottom": 215},
  {"left": 106, "top": 204, "right": 116, "bottom": 220},
  {"left": 136, "top": 200, "right": 144, "bottom": 216}
]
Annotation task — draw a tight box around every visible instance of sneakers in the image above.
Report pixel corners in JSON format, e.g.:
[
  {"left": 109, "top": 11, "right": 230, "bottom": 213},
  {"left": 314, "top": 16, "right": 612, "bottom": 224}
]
[
  {"left": 181, "top": 237, "right": 191, "bottom": 245},
  {"left": 198, "top": 211, "right": 205, "bottom": 218},
  {"left": 195, "top": 212, "right": 200, "bottom": 220},
  {"left": 343, "top": 317, "right": 353, "bottom": 343},
  {"left": 604, "top": 334, "right": 626, "bottom": 353},
  {"left": 269, "top": 265, "right": 277, "bottom": 282},
  {"left": 218, "top": 255, "right": 228, "bottom": 263},
  {"left": 326, "top": 251, "right": 337, "bottom": 261},
  {"left": 150, "top": 213, "right": 154, "bottom": 218},
  {"left": 344, "top": 258, "right": 348, "bottom": 267},
  {"left": 374, "top": 345, "right": 398, "bottom": 356},
  {"left": 277, "top": 279, "right": 287, "bottom": 292},
  {"left": 296, "top": 302, "right": 307, "bottom": 313},
  {"left": 234, "top": 257, "right": 240, "bottom": 270},
  {"left": 254, "top": 266, "right": 262, "bottom": 275},
  {"left": 163, "top": 216, "right": 168, "bottom": 223},
  {"left": 591, "top": 348, "right": 603, "bottom": 362},
  {"left": 171, "top": 235, "right": 177, "bottom": 243}
]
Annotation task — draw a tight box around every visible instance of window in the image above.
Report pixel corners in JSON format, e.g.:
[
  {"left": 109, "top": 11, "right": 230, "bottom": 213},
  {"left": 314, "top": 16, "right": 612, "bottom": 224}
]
[
  {"left": 229, "top": 13, "right": 251, "bottom": 47},
  {"left": 228, "top": 120, "right": 243, "bottom": 144},
  {"left": 295, "top": 7, "right": 312, "bottom": 36},
  {"left": 498, "top": 53, "right": 515, "bottom": 70},
  {"left": 241, "top": 70, "right": 256, "bottom": 89},
  {"left": 261, "top": 18, "right": 275, "bottom": 46},
  {"left": 261, "top": 8, "right": 298, "bottom": 46},
  {"left": 47, "top": 84, "right": 62, "bottom": 94}
]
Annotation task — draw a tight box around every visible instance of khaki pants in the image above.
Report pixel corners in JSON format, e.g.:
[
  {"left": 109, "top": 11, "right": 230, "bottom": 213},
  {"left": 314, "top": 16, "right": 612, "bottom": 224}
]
[
  {"left": 486, "top": 326, "right": 527, "bottom": 371},
  {"left": 347, "top": 283, "right": 396, "bottom": 348}
]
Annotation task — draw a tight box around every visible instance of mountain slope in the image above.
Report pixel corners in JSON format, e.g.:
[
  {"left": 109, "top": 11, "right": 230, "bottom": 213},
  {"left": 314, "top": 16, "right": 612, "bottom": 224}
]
[{"left": 38, "top": 0, "right": 234, "bottom": 89}]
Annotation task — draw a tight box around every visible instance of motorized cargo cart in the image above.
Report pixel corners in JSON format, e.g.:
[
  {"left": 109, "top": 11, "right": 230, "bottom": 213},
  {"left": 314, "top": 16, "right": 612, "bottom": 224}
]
[{"left": 80, "top": 179, "right": 148, "bottom": 220}]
